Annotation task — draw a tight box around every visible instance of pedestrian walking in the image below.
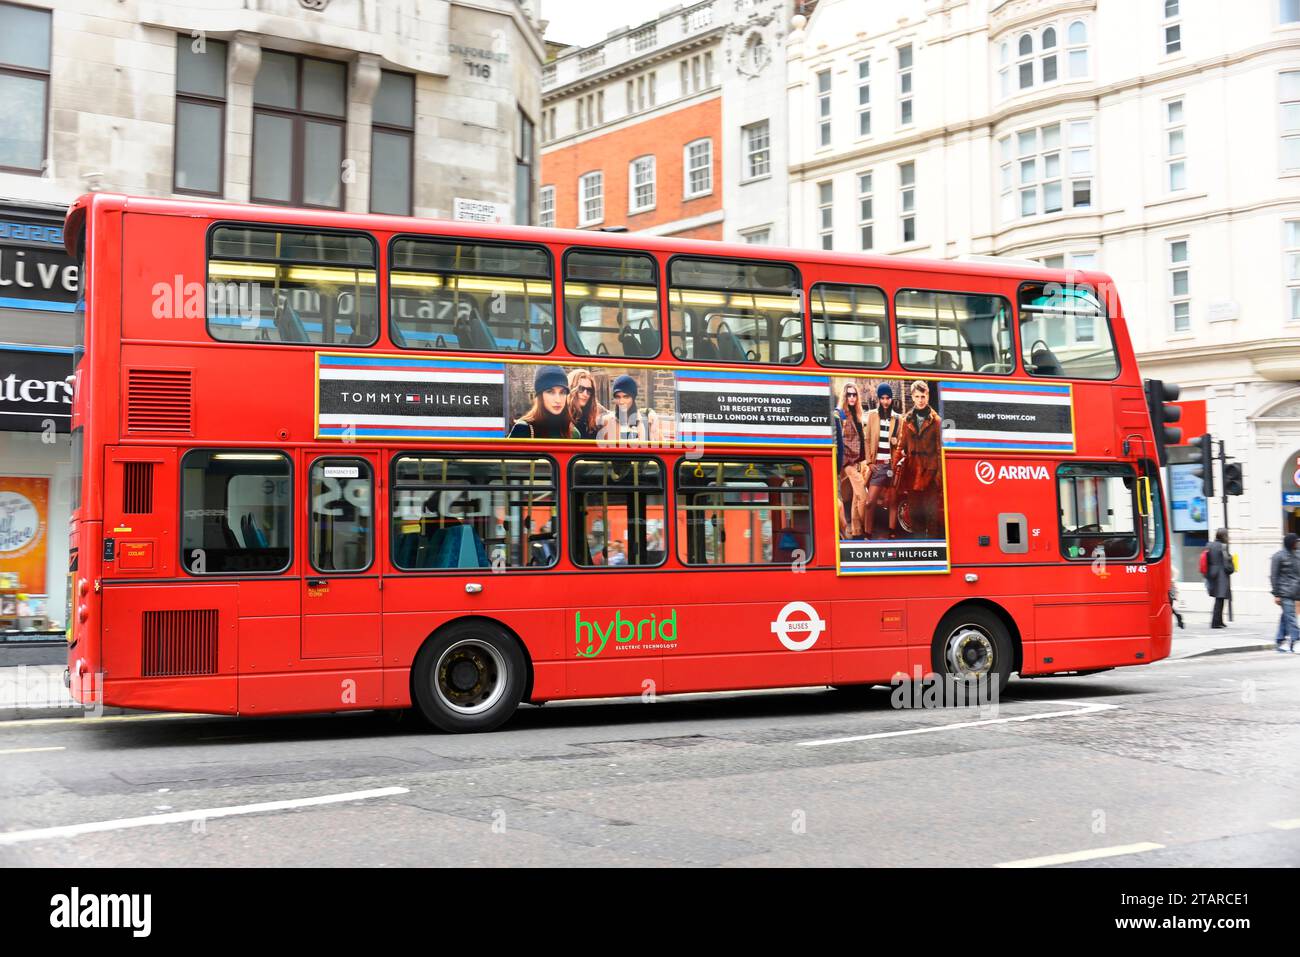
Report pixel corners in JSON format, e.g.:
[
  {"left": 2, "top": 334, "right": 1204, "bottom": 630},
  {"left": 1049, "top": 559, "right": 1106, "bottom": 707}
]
[
  {"left": 1204, "top": 528, "right": 1233, "bottom": 628},
  {"left": 1269, "top": 532, "right": 1300, "bottom": 652}
]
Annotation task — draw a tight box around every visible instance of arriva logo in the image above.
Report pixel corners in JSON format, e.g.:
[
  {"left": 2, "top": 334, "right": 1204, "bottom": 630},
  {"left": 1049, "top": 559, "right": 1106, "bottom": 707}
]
[
  {"left": 975, "top": 461, "right": 1050, "bottom": 485},
  {"left": 575, "top": 610, "right": 678, "bottom": 658}
]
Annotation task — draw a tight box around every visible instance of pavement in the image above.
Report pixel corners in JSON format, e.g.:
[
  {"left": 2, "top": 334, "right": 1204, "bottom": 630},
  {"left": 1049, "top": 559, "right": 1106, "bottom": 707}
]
[{"left": 0, "top": 611, "right": 1289, "bottom": 721}]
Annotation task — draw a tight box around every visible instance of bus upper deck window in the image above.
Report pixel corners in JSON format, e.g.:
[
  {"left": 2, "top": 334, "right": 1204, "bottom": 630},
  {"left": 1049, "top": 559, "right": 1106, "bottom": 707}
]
[
  {"left": 668, "top": 257, "right": 803, "bottom": 365},
  {"left": 810, "top": 282, "right": 889, "bottom": 369},
  {"left": 207, "top": 226, "right": 378, "bottom": 346},
  {"left": 895, "top": 289, "right": 1014, "bottom": 375},
  {"left": 390, "top": 239, "right": 555, "bottom": 354},
  {"left": 563, "top": 250, "right": 660, "bottom": 359},
  {"left": 1018, "top": 280, "right": 1120, "bottom": 379}
]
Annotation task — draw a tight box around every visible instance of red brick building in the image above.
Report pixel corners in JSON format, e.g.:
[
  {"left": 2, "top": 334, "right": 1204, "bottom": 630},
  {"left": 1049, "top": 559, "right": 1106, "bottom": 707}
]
[{"left": 539, "top": 3, "right": 724, "bottom": 239}]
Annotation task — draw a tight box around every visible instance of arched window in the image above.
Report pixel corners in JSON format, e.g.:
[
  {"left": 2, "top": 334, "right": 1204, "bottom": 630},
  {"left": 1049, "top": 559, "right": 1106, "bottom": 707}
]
[
  {"left": 1041, "top": 26, "right": 1058, "bottom": 82},
  {"left": 1067, "top": 21, "right": 1089, "bottom": 77},
  {"left": 1017, "top": 33, "right": 1035, "bottom": 89}
]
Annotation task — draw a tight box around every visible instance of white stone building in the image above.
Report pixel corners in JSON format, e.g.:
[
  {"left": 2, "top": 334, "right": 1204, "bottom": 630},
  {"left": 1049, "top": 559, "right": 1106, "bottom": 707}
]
[
  {"left": 0, "top": 0, "right": 544, "bottom": 631},
  {"left": 786, "top": 0, "right": 1300, "bottom": 615}
]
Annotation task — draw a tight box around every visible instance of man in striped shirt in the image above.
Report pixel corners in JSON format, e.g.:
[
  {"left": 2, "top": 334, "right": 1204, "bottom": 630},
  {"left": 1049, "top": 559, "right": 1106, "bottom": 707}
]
[{"left": 863, "top": 383, "right": 902, "bottom": 539}]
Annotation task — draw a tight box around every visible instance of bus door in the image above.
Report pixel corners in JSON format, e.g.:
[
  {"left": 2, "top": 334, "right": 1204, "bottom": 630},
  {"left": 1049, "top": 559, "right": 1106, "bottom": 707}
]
[{"left": 301, "top": 453, "right": 382, "bottom": 660}]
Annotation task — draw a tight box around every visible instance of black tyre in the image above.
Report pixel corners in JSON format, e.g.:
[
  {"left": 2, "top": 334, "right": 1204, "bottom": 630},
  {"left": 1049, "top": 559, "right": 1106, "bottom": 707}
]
[
  {"left": 411, "top": 620, "right": 526, "bottom": 733},
  {"left": 930, "top": 606, "right": 1014, "bottom": 701}
]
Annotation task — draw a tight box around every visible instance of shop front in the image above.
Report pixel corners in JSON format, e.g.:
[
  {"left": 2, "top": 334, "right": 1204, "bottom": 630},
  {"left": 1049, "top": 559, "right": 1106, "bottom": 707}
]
[{"left": 0, "top": 201, "right": 76, "bottom": 640}]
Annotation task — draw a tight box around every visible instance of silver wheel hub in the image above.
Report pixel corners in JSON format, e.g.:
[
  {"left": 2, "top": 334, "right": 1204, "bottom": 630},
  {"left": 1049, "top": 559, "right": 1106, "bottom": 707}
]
[
  {"left": 434, "top": 639, "right": 507, "bottom": 714},
  {"left": 944, "top": 626, "right": 995, "bottom": 678}
]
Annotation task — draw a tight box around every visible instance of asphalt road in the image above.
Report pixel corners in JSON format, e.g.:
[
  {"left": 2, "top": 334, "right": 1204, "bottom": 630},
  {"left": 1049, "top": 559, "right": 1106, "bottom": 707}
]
[{"left": 1, "top": 650, "right": 1297, "bottom": 867}]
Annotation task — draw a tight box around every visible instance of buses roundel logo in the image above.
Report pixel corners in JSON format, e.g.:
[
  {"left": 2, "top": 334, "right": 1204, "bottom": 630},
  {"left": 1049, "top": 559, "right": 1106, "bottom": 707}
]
[
  {"left": 771, "top": 601, "right": 826, "bottom": 652},
  {"left": 975, "top": 461, "right": 996, "bottom": 485}
]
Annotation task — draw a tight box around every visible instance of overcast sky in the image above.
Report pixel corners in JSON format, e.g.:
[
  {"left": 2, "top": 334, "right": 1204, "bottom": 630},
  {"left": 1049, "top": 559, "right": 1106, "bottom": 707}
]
[{"left": 538, "top": 0, "right": 671, "bottom": 48}]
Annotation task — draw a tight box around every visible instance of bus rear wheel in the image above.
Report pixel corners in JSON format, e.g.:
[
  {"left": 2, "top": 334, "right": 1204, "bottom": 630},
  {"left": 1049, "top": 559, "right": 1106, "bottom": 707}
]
[
  {"left": 931, "top": 606, "right": 1013, "bottom": 700},
  {"left": 412, "top": 621, "right": 525, "bottom": 733}
]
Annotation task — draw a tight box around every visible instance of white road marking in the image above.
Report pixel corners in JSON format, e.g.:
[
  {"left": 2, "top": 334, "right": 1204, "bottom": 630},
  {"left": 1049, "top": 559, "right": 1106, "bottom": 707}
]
[
  {"left": 796, "top": 701, "right": 1118, "bottom": 747},
  {"left": 0, "top": 746, "right": 65, "bottom": 756},
  {"left": 996, "top": 842, "right": 1165, "bottom": 868},
  {"left": 0, "top": 786, "right": 410, "bottom": 846},
  {"left": 1269, "top": 818, "right": 1300, "bottom": 830}
]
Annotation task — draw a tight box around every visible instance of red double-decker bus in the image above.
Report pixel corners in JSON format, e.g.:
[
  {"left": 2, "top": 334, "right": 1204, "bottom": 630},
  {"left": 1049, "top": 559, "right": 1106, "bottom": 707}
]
[{"left": 63, "top": 193, "right": 1171, "bottom": 732}]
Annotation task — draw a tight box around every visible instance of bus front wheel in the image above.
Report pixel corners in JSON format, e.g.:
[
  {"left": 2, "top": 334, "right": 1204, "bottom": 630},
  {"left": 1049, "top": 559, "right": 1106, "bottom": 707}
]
[
  {"left": 931, "top": 606, "right": 1014, "bottom": 699},
  {"left": 412, "top": 621, "right": 526, "bottom": 733}
]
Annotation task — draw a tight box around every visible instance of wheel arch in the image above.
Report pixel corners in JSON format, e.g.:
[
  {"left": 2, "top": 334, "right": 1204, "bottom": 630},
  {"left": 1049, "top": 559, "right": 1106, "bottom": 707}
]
[
  {"left": 936, "top": 598, "right": 1024, "bottom": 674},
  {"left": 410, "top": 614, "right": 536, "bottom": 705}
]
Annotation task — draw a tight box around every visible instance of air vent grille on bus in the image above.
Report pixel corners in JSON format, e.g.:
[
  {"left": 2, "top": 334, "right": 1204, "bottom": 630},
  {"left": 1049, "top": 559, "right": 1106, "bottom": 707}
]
[
  {"left": 122, "top": 461, "right": 154, "bottom": 514},
  {"left": 126, "top": 369, "right": 193, "bottom": 434},
  {"left": 141, "top": 609, "right": 217, "bottom": 677}
]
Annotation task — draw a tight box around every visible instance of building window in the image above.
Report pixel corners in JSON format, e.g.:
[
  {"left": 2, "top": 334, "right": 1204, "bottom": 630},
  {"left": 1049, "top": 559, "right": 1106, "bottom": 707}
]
[
  {"left": 372, "top": 70, "right": 414, "bottom": 216},
  {"left": 998, "top": 41, "right": 1010, "bottom": 98},
  {"left": 899, "top": 161, "right": 916, "bottom": 243},
  {"left": 684, "top": 138, "right": 713, "bottom": 198},
  {"left": 0, "top": 2, "right": 51, "bottom": 174},
  {"left": 999, "top": 120, "right": 1092, "bottom": 220},
  {"left": 1284, "top": 0, "right": 1300, "bottom": 24},
  {"left": 579, "top": 171, "right": 604, "bottom": 226},
  {"left": 817, "top": 181, "right": 833, "bottom": 250},
  {"left": 1068, "top": 20, "right": 1089, "bottom": 77},
  {"left": 541, "top": 107, "right": 556, "bottom": 143},
  {"left": 1016, "top": 32, "right": 1035, "bottom": 90},
  {"left": 1165, "top": 98, "right": 1187, "bottom": 191},
  {"left": 252, "top": 51, "right": 347, "bottom": 208},
  {"left": 538, "top": 185, "right": 555, "bottom": 228},
  {"left": 1282, "top": 71, "right": 1300, "bottom": 171},
  {"left": 1041, "top": 26, "right": 1059, "bottom": 83},
  {"left": 174, "top": 37, "right": 227, "bottom": 196},
  {"left": 743, "top": 120, "right": 770, "bottom": 179},
  {"left": 1163, "top": 0, "right": 1182, "bottom": 55},
  {"left": 1286, "top": 220, "right": 1300, "bottom": 322},
  {"left": 741, "top": 227, "right": 771, "bottom": 244},
  {"left": 1169, "top": 238, "right": 1191, "bottom": 333},
  {"left": 816, "top": 69, "right": 832, "bottom": 147},
  {"left": 856, "top": 57, "right": 871, "bottom": 137},
  {"left": 515, "top": 109, "right": 535, "bottom": 225},
  {"left": 857, "top": 171, "right": 874, "bottom": 251},
  {"left": 629, "top": 155, "right": 656, "bottom": 213},
  {"left": 898, "top": 44, "right": 914, "bottom": 126}
]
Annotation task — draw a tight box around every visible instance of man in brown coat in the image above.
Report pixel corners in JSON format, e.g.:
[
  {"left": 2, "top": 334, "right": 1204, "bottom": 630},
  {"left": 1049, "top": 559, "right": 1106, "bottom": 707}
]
[{"left": 896, "top": 379, "right": 943, "bottom": 538}]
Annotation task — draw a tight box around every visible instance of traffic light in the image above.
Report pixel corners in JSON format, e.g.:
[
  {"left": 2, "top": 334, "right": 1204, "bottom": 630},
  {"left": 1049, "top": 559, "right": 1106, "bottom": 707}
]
[
  {"left": 1144, "top": 378, "right": 1182, "bottom": 465},
  {"left": 1190, "top": 433, "right": 1214, "bottom": 497},
  {"left": 1223, "top": 462, "right": 1243, "bottom": 496}
]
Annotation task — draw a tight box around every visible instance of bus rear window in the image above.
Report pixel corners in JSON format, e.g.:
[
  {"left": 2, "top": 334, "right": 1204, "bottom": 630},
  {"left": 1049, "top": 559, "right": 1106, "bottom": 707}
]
[
  {"left": 1018, "top": 281, "right": 1120, "bottom": 379},
  {"left": 206, "top": 226, "right": 378, "bottom": 346},
  {"left": 389, "top": 239, "right": 555, "bottom": 353},
  {"left": 180, "top": 450, "right": 292, "bottom": 574}
]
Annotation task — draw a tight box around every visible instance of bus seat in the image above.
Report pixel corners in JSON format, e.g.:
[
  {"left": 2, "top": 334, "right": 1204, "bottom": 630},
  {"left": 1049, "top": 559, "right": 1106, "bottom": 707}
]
[
  {"left": 275, "top": 304, "right": 309, "bottom": 343},
  {"left": 395, "top": 532, "right": 420, "bottom": 568},
  {"left": 432, "top": 525, "right": 489, "bottom": 568},
  {"left": 716, "top": 327, "right": 747, "bottom": 361},
  {"left": 241, "top": 514, "right": 268, "bottom": 549},
  {"left": 389, "top": 322, "right": 408, "bottom": 348}
]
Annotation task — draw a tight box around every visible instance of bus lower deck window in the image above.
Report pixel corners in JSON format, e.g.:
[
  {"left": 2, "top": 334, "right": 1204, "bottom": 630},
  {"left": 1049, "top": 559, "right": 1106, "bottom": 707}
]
[
  {"left": 180, "top": 450, "right": 292, "bottom": 574},
  {"left": 676, "top": 459, "right": 811, "bottom": 566}
]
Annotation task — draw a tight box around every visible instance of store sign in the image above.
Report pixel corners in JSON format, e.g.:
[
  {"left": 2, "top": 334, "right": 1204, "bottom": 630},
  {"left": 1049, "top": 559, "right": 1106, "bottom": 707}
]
[
  {"left": 0, "top": 348, "right": 74, "bottom": 433},
  {"left": 1169, "top": 462, "right": 1209, "bottom": 532},
  {"left": 0, "top": 216, "right": 79, "bottom": 312},
  {"left": 1284, "top": 492, "right": 1300, "bottom": 508}
]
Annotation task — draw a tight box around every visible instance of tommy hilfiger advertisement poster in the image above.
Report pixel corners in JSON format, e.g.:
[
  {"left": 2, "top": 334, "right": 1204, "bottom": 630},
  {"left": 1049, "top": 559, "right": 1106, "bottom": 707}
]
[
  {"left": 315, "top": 354, "right": 835, "bottom": 446},
  {"left": 832, "top": 376, "right": 950, "bottom": 575}
]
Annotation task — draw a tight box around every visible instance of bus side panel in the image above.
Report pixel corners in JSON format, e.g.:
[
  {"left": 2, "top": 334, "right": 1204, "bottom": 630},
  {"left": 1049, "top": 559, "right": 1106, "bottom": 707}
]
[
  {"left": 238, "top": 670, "right": 383, "bottom": 715},
  {"left": 903, "top": 595, "right": 1038, "bottom": 676},
  {"left": 100, "top": 583, "right": 238, "bottom": 713},
  {"left": 830, "top": 600, "right": 910, "bottom": 685},
  {"left": 1029, "top": 597, "right": 1153, "bottom": 673}
]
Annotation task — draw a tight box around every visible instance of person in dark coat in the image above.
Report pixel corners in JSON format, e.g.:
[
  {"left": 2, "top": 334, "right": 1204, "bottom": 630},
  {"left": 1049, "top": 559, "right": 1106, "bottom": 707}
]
[
  {"left": 896, "top": 379, "right": 943, "bottom": 539},
  {"left": 1269, "top": 532, "right": 1300, "bottom": 652},
  {"left": 1205, "top": 527, "right": 1233, "bottom": 628}
]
